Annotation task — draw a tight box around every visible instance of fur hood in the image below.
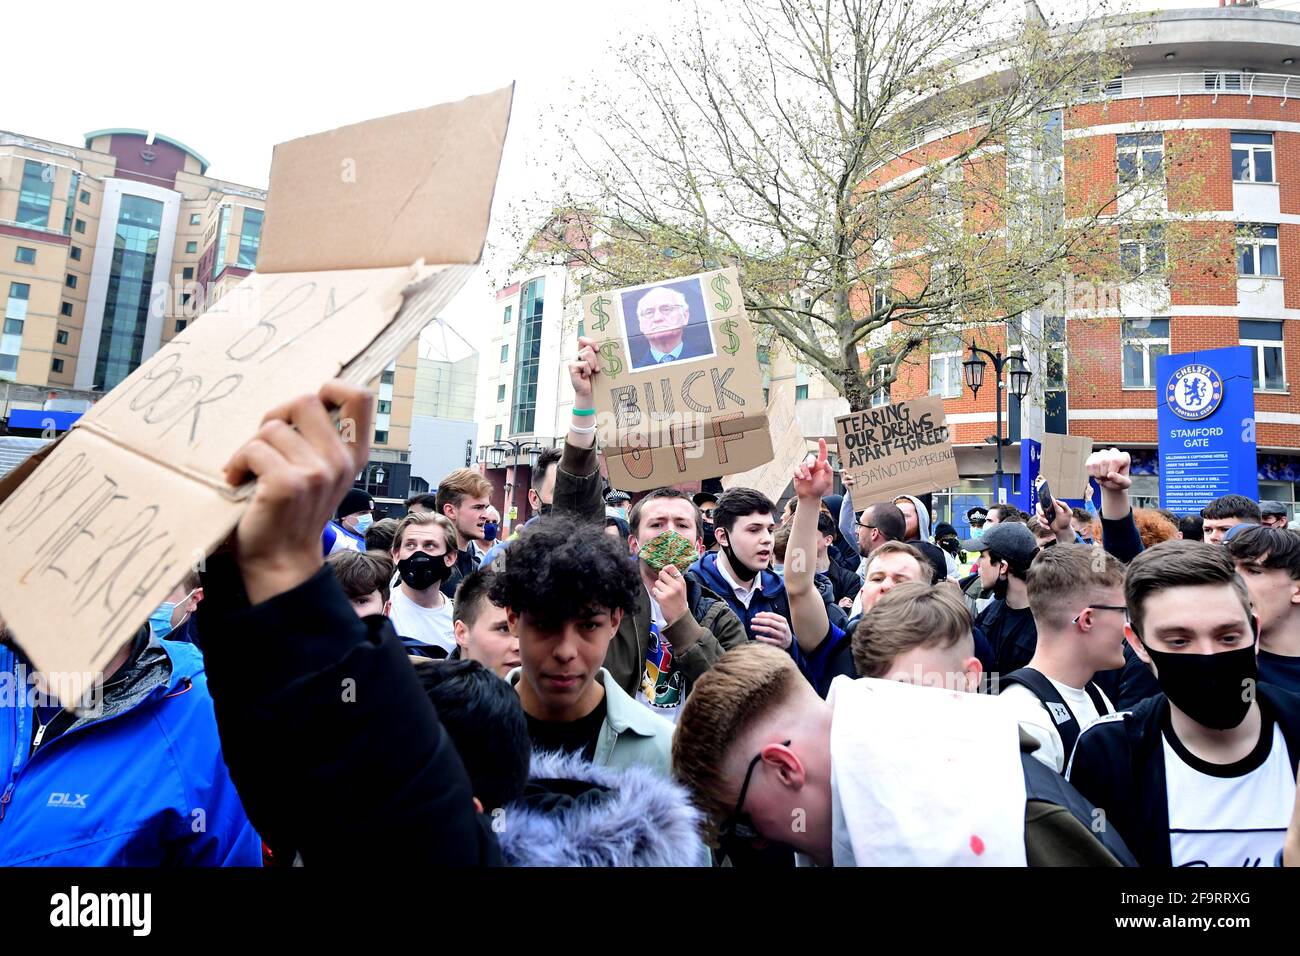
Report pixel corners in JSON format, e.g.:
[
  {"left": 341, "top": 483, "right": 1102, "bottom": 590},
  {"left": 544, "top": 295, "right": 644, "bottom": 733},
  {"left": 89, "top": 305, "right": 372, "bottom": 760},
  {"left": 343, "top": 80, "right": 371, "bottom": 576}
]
[{"left": 497, "top": 750, "right": 706, "bottom": 867}]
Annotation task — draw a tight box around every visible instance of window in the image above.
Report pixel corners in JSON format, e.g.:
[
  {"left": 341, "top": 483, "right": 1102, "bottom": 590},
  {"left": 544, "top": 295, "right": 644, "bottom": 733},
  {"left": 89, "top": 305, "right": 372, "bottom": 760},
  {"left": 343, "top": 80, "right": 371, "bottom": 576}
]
[
  {"left": 380, "top": 369, "right": 395, "bottom": 385},
  {"left": 795, "top": 384, "right": 809, "bottom": 400},
  {"left": 757, "top": 346, "right": 771, "bottom": 365},
  {"left": 500, "top": 344, "right": 509, "bottom": 363},
  {"left": 183, "top": 267, "right": 194, "bottom": 280},
  {"left": 51, "top": 358, "right": 64, "bottom": 373},
  {"left": 212, "top": 206, "right": 231, "bottom": 276},
  {"left": 56, "top": 329, "right": 68, "bottom": 345},
  {"left": 175, "top": 319, "right": 187, "bottom": 333},
  {"left": 1120, "top": 226, "right": 1165, "bottom": 277},
  {"left": 497, "top": 384, "right": 506, "bottom": 402},
  {"left": 65, "top": 274, "right": 77, "bottom": 289},
  {"left": 377, "top": 400, "right": 392, "bottom": 414},
  {"left": 190, "top": 213, "right": 202, "bottom": 226},
  {"left": 79, "top": 190, "right": 90, "bottom": 204},
  {"left": 1121, "top": 318, "right": 1169, "bottom": 388},
  {"left": 60, "top": 302, "right": 73, "bottom": 317},
  {"left": 93, "top": 194, "right": 165, "bottom": 391},
  {"left": 1044, "top": 315, "right": 1067, "bottom": 390},
  {"left": 1116, "top": 132, "right": 1163, "bottom": 185},
  {"left": 1241, "top": 319, "right": 1285, "bottom": 391},
  {"left": 1232, "top": 132, "right": 1274, "bottom": 184},
  {"left": 8, "top": 283, "right": 30, "bottom": 303},
  {"left": 1, "top": 283, "right": 29, "bottom": 383},
  {"left": 17, "top": 161, "right": 53, "bottom": 227},
  {"left": 374, "top": 430, "right": 389, "bottom": 445},
  {"left": 494, "top": 424, "right": 503, "bottom": 442},
  {"left": 872, "top": 288, "right": 891, "bottom": 313},
  {"left": 503, "top": 305, "right": 513, "bottom": 325},
  {"left": 181, "top": 293, "right": 192, "bottom": 306},
  {"left": 929, "top": 334, "right": 964, "bottom": 398},
  {"left": 186, "top": 241, "right": 198, "bottom": 254},
  {"left": 74, "top": 219, "right": 86, "bottom": 235},
  {"left": 1237, "top": 224, "right": 1280, "bottom": 276},
  {"left": 237, "top": 208, "right": 263, "bottom": 269},
  {"left": 871, "top": 366, "right": 891, "bottom": 407},
  {"left": 69, "top": 246, "right": 81, "bottom": 261},
  {"left": 1205, "top": 70, "right": 1243, "bottom": 92},
  {"left": 14, "top": 247, "right": 35, "bottom": 264}
]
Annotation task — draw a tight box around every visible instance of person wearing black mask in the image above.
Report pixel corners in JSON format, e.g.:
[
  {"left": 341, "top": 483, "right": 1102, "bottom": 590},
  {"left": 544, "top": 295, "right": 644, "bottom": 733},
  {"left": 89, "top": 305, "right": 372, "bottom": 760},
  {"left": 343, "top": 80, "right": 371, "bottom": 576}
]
[
  {"left": 386, "top": 512, "right": 460, "bottom": 656},
  {"left": 1068, "top": 541, "right": 1300, "bottom": 867},
  {"left": 693, "top": 492, "right": 719, "bottom": 553}
]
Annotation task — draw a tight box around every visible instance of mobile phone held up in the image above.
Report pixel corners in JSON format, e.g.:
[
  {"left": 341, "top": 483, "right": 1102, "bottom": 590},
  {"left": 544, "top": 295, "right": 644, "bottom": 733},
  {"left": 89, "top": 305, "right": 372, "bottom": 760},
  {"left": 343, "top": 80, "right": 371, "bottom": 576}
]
[{"left": 1036, "top": 476, "right": 1057, "bottom": 525}]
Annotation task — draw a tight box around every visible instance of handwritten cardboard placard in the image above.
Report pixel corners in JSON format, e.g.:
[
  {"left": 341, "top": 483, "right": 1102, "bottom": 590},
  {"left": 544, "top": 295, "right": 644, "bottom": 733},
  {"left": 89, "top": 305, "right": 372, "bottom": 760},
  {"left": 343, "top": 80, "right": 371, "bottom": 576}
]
[
  {"left": 722, "top": 384, "right": 809, "bottom": 503},
  {"left": 1039, "top": 432, "right": 1094, "bottom": 501},
  {"left": 581, "top": 268, "right": 770, "bottom": 491},
  {"left": 836, "top": 396, "right": 960, "bottom": 510},
  {"left": 0, "top": 88, "right": 512, "bottom": 687}
]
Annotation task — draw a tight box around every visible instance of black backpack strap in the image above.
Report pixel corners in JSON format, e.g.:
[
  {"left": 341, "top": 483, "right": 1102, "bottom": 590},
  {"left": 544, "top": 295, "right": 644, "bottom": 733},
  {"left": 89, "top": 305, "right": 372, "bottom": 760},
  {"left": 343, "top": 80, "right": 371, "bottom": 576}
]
[
  {"left": 999, "top": 667, "right": 1082, "bottom": 772},
  {"left": 1083, "top": 680, "right": 1112, "bottom": 716}
]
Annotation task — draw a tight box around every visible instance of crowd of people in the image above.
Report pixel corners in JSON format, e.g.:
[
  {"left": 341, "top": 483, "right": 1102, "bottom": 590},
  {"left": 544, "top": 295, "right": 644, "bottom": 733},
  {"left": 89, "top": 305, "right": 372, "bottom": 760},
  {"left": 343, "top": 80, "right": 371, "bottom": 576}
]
[{"left": 2, "top": 345, "right": 1300, "bottom": 868}]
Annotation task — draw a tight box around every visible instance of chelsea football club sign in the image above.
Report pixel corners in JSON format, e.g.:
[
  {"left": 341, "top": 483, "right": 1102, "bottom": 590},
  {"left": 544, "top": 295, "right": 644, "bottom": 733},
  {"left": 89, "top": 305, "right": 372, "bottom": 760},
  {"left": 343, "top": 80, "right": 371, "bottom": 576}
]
[
  {"left": 1156, "top": 347, "right": 1257, "bottom": 513},
  {"left": 1165, "top": 364, "right": 1223, "bottom": 421}
]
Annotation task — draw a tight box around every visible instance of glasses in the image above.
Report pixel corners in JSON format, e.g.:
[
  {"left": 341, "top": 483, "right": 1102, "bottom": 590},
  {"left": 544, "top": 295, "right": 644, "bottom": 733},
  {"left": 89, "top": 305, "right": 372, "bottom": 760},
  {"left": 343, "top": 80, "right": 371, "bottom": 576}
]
[
  {"left": 856, "top": 521, "right": 876, "bottom": 531},
  {"left": 717, "top": 739, "right": 791, "bottom": 843},
  {"left": 1072, "top": 604, "right": 1128, "bottom": 625}
]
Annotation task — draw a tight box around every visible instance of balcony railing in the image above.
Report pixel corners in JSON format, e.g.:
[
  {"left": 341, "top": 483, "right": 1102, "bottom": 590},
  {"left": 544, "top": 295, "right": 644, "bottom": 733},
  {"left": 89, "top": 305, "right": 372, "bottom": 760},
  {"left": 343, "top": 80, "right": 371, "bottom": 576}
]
[{"left": 1079, "top": 71, "right": 1300, "bottom": 105}]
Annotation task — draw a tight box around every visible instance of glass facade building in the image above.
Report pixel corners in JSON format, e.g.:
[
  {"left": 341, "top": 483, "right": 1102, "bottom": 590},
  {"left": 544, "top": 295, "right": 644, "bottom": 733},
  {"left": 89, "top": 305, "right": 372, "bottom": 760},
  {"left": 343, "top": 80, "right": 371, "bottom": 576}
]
[
  {"left": 510, "top": 277, "right": 544, "bottom": 434},
  {"left": 93, "top": 195, "right": 164, "bottom": 390}
]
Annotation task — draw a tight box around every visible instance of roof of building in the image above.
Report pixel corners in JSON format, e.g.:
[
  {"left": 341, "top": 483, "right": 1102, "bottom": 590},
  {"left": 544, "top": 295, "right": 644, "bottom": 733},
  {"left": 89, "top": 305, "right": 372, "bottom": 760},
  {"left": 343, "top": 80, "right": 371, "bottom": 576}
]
[{"left": 82, "top": 128, "right": 211, "bottom": 174}]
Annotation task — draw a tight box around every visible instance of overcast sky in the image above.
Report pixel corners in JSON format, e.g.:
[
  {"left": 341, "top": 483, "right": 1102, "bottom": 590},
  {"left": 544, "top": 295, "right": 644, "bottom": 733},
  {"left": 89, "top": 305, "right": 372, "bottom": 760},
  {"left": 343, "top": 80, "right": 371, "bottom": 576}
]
[{"left": 6, "top": 0, "right": 1230, "bottom": 359}]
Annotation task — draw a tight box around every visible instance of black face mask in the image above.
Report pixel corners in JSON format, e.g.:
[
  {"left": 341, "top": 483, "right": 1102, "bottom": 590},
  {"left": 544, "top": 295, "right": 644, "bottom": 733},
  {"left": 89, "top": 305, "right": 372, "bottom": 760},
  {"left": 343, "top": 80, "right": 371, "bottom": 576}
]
[
  {"left": 992, "top": 569, "right": 1010, "bottom": 601},
  {"left": 1144, "top": 642, "right": 1258, "bottom": 730},
  {"left": 397, "top": 552, "right": 453, "bottom": 591},
  {"left": 720, "top": 540, "right": 760, "bottom": 584},
  {"left": 537, "top": 503, "right": 553, "bottom": 518},
  {"left": 702, "top": 521, "right": 717, "bottom": 550}
]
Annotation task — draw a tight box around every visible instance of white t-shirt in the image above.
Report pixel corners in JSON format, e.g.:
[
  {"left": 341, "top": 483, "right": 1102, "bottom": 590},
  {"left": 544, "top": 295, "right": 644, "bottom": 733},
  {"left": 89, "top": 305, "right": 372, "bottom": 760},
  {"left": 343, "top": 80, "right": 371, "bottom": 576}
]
[
  {"left": 1164, "top": 720, "right": 1294, "bottom": 867},
  {"left": 387, "top": 587, "right": 455, "bottom": 653},
  {"left": 1000, "top": 679, "right": 1112, "bottom": 773}
]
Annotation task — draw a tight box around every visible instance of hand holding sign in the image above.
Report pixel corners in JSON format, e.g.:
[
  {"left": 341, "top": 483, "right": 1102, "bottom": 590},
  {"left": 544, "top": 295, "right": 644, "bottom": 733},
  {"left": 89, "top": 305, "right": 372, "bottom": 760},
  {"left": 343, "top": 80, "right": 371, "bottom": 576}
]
[
  {"left": 224, "top": 381, "right": 373, "bottom": 605},
  {"left": 794, "top": 438, "right": 834, "bottom": 501}
]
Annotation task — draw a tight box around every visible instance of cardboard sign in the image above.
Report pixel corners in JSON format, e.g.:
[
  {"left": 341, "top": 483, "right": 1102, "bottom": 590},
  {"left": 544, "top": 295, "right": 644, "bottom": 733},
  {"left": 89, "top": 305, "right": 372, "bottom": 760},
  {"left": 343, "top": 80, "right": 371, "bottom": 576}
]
[
  {"left": 582, "top": 268, "right": 770, "bottom": 491},
  {"left": 722, "top": 384, "right": 809, "bottom": 502},
  {"left": 835, "top": 396, "right": 959, "bottom": 510},
  {"left": 0, "top": 88, "right": 513, "bottom": 688},
  {"left": 1038, "top": 433, "right": 1094, "bottom": 501}
]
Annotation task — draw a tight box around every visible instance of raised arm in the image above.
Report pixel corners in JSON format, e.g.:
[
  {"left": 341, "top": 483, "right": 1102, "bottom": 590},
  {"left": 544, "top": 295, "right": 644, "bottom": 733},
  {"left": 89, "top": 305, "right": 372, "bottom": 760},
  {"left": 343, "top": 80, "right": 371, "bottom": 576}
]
[
  {"left": 552, "top": 336, "right": 605, "bottom": 522},
  {"left": 1085, "top": 447, "right": 1143, "bottom": 563},
  {"left": 786, "top": 439, "right": 833, "bottom": 654}
]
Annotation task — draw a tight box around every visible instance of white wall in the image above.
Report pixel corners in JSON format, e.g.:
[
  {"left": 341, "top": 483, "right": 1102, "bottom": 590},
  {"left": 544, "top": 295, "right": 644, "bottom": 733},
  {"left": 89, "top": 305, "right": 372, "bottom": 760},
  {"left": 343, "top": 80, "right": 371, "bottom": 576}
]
[{"left": 410, "top": 415, "right": 480, "bottom": 488}]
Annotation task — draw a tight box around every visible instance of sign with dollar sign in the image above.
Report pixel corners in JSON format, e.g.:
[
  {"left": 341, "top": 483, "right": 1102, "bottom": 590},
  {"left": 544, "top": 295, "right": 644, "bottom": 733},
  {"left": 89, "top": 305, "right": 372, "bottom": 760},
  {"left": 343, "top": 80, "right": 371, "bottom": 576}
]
[
  {"left": 589, "top": 295, "right": 612, "bottom": 332},
  {"left": 710, "top": 273, "right": 733, "bottom": 312},
  {"left": 597, "top": 340, "right": 624, "bottom": 379},
  {"left": 720, "top": 317, "right": 740, "bottom": 355}
]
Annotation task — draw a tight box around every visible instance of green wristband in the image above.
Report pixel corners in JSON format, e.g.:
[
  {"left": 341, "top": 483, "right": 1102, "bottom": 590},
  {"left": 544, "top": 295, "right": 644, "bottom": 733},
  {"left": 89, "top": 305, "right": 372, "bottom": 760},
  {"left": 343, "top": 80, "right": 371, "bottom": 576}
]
[{"left": 572, "top": 407, "right": 596, "bottom": 417}]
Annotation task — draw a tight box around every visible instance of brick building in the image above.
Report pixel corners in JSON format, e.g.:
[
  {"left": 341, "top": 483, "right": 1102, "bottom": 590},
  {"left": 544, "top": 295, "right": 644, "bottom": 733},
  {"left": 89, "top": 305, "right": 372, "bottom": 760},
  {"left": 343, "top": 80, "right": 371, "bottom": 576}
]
[{"left": 871, "top": 6, "right": 1300, "bottom": 527}]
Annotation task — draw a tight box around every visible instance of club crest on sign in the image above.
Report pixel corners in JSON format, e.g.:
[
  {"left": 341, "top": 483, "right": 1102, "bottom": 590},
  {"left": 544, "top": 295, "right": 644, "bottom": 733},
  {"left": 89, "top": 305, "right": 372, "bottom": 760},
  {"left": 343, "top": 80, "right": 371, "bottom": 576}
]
[{"left": 1165, "top": 363, "right": 1223, "bottom": 421}]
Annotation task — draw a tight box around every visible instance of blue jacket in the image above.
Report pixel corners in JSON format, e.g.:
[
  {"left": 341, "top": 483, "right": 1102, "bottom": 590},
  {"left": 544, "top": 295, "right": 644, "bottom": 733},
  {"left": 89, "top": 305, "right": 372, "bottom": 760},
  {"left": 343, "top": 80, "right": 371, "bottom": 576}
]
[
  {"left": 690, "top": 552, "right": 812, "bottom": 670},
  {"left": 0, "top": 638, "right": 261, "bottom": 866}
]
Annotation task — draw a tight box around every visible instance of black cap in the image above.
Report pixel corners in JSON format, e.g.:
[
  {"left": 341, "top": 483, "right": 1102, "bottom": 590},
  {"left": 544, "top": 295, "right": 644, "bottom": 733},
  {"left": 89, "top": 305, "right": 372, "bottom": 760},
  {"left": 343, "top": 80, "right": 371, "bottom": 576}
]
[
  {"left": 692, "top": 492, "right": 719, "bottom": 507},
  {"left": 605, "top": 489, "right": 631, "bottom": 505},
  {"left": 337, "top": 488, "right": 375, "bottom": 520},
  {"left": 960, "top": 522, "right": 1038, "bottom": 566}
]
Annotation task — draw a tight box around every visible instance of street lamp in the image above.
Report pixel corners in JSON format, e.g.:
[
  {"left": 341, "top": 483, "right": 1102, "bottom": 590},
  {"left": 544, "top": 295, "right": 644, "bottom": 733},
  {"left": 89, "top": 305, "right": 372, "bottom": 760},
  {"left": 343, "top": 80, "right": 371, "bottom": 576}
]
[
  {"left": 486, "top": 438, "right": 547, "bottom": 533},
  {"left": 962, "top": 342, "right": 1031, "bottom": 503}
]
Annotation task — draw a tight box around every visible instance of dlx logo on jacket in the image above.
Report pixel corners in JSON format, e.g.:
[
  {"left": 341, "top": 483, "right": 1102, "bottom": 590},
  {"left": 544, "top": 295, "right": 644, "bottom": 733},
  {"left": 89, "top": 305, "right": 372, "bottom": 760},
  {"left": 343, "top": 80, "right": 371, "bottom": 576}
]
[{"left": 47, "top": 792, "right": 88, "bottom": 808}]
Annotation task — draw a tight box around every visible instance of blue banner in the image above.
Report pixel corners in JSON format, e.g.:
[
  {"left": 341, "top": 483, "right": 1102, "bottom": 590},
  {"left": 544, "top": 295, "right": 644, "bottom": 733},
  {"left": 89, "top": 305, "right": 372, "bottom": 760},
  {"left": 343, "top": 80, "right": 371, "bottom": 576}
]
[
  {"left": 1018, "top": 438, "right": 1041, "bottom": 515},
  {"left": 1156, "top": 345, "right": 1257, "bottom": 514}
]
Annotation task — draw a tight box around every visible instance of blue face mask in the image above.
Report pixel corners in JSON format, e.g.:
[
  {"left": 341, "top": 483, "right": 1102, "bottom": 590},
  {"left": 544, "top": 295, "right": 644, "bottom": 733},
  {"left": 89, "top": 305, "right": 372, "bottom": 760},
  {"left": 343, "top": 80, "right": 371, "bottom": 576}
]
[
  {"left": 483, "top": 521, "right": 499, "bottom": 542},
  {"left": 354, "top": 514, "right": 374, "bottom": 534},
  {"left": 969, "top": 526, "right": 985, "bottom": 540},
  {"left": 149, "top": 603, "right": 177, "bottom": 639}
]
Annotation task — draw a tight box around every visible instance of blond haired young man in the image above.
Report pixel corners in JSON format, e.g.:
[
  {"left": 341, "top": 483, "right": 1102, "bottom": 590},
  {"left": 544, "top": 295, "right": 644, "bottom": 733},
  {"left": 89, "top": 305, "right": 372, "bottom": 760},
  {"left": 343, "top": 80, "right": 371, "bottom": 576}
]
[{"left": 387, "top": 512, "right": 459, "bottom": 654}]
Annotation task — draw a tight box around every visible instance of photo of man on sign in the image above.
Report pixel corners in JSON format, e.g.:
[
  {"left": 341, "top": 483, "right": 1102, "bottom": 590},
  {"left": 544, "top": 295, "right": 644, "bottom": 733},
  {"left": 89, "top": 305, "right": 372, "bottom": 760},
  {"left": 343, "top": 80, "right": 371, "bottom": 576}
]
[{"left": 621, "top": 276, "right": 716, "bottom": 370}]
